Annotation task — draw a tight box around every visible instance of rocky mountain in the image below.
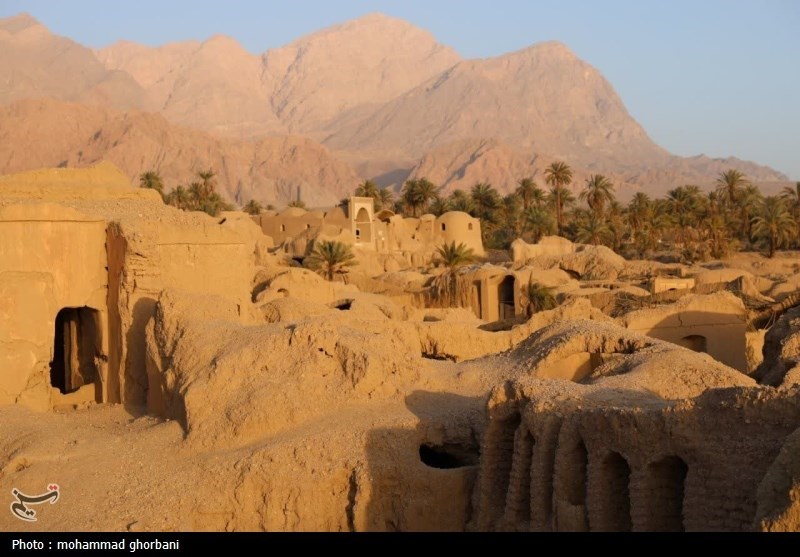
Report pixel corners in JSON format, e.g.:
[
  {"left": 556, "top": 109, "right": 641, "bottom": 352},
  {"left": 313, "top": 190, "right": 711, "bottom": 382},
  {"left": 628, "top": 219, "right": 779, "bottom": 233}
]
[
  {"left": 0, "top": 13, "right": 145, "bottom": 110},
  {"left": 262, "top": 13, "right": 461, "bottom": 134},
  {"left": 324, "top": 42, "right": 665, "bottom": 167},
  {"left": 96, "top": 35, "right": 284, "bottom": 138},
  {"left": 0, "top": 99, "right": 360, "bottom": 206},
  {"left": 0, "top": 12, "right": 791, "bottom": 203}
]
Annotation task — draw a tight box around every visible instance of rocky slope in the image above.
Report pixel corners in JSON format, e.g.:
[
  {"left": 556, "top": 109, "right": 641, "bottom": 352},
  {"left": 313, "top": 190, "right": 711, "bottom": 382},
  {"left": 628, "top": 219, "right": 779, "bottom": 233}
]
[{"left": 0, "top": 99, "right": 360, "bottom": 206}]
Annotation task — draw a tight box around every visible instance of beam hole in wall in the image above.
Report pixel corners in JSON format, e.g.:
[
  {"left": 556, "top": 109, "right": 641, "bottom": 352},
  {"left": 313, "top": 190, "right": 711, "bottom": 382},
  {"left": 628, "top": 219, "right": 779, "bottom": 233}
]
[
  {"left": 419, "top": 442, "right": 480, "bottom": 469},
  {"left": 330, "top": 299, "right": 353, "bottom": 311},
  {"left": 677, "top": 335, "right": 707, "bottom": 353},
  {"left": 50, "top": 307, "right": 101, "bottom": 397}
]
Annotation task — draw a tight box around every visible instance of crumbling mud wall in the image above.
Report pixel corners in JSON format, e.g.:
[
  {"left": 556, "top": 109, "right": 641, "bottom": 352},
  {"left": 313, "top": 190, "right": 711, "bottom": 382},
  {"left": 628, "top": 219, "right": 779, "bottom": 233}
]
[
  {"left": 106, "top": 214, "right": 255, "bottom": 407},
  {"left": 474, "top": 380, "right": 800, "bottom": 532},
  {"left": 145, "top": 289, "right": 424, "bottom": 445},
  {"left": 755, "top": 306, "right": 800, "bottom": 387}
]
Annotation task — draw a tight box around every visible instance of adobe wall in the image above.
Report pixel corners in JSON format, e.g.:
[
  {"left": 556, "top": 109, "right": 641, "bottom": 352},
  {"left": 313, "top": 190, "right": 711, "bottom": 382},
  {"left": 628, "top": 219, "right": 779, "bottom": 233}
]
[
  {"left": 254, "top": 202, "right": 485, "bottom": 264},
  {"left": 622, "top": 292, "right": 748, "bottom": 372},
  {"left": 651, "top": 277, "right": 696, "bottom": 294},
  {"left": 0, "top": 204, "right": 109, "bottom": 410},
  {"left": 434, "top": 212, "right": 484, "bottom": 256},
  {"left": 108, "top": 217, "right": 254, "bottom": 407},
  {"left": 474, "top": 382, "right": 800, "bottom": 532}
]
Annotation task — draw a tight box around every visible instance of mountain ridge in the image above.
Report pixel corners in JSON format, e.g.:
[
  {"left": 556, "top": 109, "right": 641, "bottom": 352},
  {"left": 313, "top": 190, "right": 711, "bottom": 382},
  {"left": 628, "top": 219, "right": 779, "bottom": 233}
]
[{"left": 0, "top": 12, "right": 790, "bottom": 203}]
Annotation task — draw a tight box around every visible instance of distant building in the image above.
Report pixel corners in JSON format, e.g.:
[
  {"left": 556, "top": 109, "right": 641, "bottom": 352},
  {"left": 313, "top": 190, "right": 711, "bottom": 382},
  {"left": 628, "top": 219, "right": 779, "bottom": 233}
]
[{"left": 251, "top": 197, "right": 485, "bottom": 259}]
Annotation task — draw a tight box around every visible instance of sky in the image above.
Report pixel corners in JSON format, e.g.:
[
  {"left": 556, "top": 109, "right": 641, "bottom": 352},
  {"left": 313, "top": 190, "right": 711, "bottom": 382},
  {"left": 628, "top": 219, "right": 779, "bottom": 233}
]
[{"left": 2, "top": 0, "right": 798, "bottom": 180}]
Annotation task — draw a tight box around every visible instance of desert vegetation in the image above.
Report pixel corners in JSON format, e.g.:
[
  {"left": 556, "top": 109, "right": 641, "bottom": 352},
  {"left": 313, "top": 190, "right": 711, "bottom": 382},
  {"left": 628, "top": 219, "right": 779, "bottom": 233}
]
[
  {"left": 352, "top": 166, "right": 799, "bottom": 260},
  {"left": 142, "top": 164, "right": 798, "bottom": 261},
  {"left": 141, "top": 169, "right": 234, "bottom": 217}
]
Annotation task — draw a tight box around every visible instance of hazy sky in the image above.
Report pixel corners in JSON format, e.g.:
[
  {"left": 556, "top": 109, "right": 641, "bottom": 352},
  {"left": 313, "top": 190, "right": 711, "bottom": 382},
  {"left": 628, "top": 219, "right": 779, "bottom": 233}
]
[{"left": 2, "top": 0, "right": 798, "bottom": 179}]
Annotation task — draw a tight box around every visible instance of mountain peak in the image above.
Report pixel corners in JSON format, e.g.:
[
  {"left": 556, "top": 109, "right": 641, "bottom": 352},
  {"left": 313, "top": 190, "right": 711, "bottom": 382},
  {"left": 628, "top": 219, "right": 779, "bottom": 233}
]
[
  {"left": 201, "top": 33, "right": 250, "bottom": 54},
  {"left": 513, "top": 40, "right": 577, "bottom": 60},
  {"left": 288, "top": 12, "right": 444, "bottom": 48},
  {"left": 348, "top": 12, "right": 416, "bottom": 27},
  {"left": 0, "top": 12, "right": 45, "bottom": 34}
]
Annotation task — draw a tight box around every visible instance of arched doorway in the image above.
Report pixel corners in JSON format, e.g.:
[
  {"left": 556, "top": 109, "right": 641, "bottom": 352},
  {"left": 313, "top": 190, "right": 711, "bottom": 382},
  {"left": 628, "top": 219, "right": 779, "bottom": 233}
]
[
  {"left": 50, "top": 307, "right": 101, "bottom": 398},
  {"left": 354, "top": 207, "right": 372, "bottom": 243}
]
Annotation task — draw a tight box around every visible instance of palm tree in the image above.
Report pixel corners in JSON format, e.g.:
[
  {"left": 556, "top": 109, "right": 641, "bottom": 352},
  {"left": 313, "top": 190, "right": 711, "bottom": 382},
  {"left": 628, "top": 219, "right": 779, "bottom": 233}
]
[
  {"left": 243, "top": 199, "right": 263, "bottom": 215},
  {"left": 187, "top": 182, "right": 204, "bottom": 210},
  {"left": 304, "top": 240, "right": 358, "bottom": 281},
  {"left": 428, "top": 196, "right": 450, "bottom": 216},
  {"left": 431, "top": 241, "right": 477, "bottom": 307},
  {"left": 751, "top": 197, "right": 796, "bottom": 258},
  {"left": 165, "top": 185, "right": 191, "bottom": 210},
  {"left": 626, "top": 192, "right": 652, "bottom": 236},
  {"left": 516, "top": 177, "right": 544, "bottom": 211},
  {"left": 606, "top": 201, "right": 626, "bottom": 252},
  {"left": 402, "top": 178, "right": 439, "bottom": 216},
  {"left": 575, "top": 213, "right": 611, "bottom": 246},
  {"left": 547, "top": 184, "right": 575, "bottom": 236},
  {"left": 523, "top": 206, "right": 556, "bottom": 243},
  {"left": 715, "top": 169, "right": 749, "bottom": 206},
  {"left": 355, "top": 179, "right": 380, "bottom": 199},
  {"left": 470, "top": 182, "right": 500, "bottom": 220},
  {"left": 523, "top": 282, "right": 557, "bottom": 317},
  {"left": 580, "top": 174, "right": 615, "bottom": 218},
  {"left": 376, "top": 187, "right": 394, "bottom": 211},
  {"left": 197, "top": 169, "right": 217, "bottom": 198},
  {"left": 738, "top": 184, "right": 763, "bottom": 243},
  {"left": 139, "top": 171, "right": 164, "bottom": 198},
  {"left": 780, "top": 182, "right": 800, "bottom": 247},
  {"left": 780, "top": 182, "right": 800, "bottom": 214},
  {"left": 666, "top": 186, "right": 704, "bottom": 244},
  {"left": 448, "top": 189, "right": 475, "bottom": 213},
  {"left": 495, "top": 194, "right": 523, "bottom": 244},
  {"left": 544, "top": 161, "right": 573, "bottom": 234}
]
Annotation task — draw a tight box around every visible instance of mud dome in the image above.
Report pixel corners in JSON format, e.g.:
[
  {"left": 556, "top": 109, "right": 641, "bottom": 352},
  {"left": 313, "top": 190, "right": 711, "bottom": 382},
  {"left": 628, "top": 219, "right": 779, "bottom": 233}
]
[{"left": 3, "top": 163, "right": 800, "bottom": 532}]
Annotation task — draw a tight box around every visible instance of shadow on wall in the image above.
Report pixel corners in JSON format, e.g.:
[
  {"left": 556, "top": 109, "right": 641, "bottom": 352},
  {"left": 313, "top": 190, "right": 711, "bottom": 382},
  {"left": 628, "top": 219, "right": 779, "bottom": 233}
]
[
  {"left": 123, "top": 296, "right": 158, "bottom": 410},
  {"left": 359, "top": 391, "right": 485, "bottom": 531},
  {"left": 631, "top": 311, "right": 747, "bottom": 372}
]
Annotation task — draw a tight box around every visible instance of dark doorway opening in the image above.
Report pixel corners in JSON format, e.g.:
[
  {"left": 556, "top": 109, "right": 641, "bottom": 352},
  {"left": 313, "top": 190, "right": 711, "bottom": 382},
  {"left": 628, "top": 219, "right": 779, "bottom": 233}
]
[
  {"left": 498, "top": 276, "right": 516, "bottom": 320},
  {"left": 50, "top": 307, "right": 101, "bottom": 395}
]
